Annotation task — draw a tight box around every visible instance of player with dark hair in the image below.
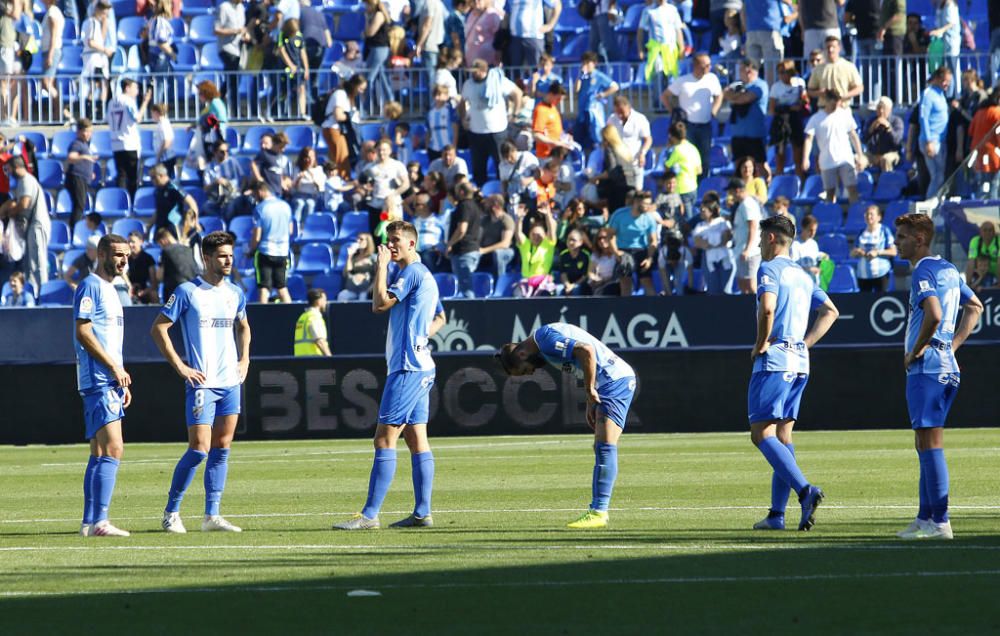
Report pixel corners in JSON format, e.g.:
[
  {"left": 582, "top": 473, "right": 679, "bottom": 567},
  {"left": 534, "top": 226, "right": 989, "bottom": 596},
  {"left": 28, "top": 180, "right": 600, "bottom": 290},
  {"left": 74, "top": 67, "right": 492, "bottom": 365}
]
[
  {"left": 151, "top": 231, "right": 251, "bottom": 533},
  {"left": 497, "top": 323, "right": 636, "bottom": 529},
  {"left": 333, "top": 220, "right": 447, "bottom": 530},
  {"left": 894, "top": 213, "right": 983, "bottom": 540},
  {"left": 749, "top": 215, "right": 839, "bottom": 531},
  {"left": 75, "top": 234, "right": 132, "bottom": 537}
]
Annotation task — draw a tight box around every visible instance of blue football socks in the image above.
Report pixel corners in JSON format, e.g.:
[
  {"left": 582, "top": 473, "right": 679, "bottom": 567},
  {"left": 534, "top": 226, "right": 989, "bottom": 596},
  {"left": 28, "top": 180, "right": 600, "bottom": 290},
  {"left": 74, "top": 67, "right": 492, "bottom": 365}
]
[
  {"left": 82, "top": 455, "right": 98, "bottom": 525},
  {"left": 770, "top": 443, "right": 795, "bottom": 514},
  {"left": 917, "top": 455, "right": 932, "bottom": 521},
  {"left": 590, "top": 442, "right": 619, "bottom": 512},
  {"left": 919, "top": 448, "right": 950, "bottom": 523},
  {"left": 166, "top": 449, "right": 207, "bottom": 513},
  {"left": 758, "top": 437, "right": 808, "bottom": 495},
  {"left": 411, "top": 451, "right": 435, "bottom": 518},
  {"left": 92, "top": 456, "right": 120, "bottom": 523},
  {"left": 204, "top": 448, "right": 230, "bottom": 517},
  {"left": 361, "top": 448, "right": 397, "bottom": 520}
]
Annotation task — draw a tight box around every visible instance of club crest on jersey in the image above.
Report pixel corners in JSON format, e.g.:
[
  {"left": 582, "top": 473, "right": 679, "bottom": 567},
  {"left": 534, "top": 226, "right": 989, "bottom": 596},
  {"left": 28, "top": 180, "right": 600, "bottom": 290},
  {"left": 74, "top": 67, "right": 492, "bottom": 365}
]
[
  {"left": 919, "top": 280, "right": 932, "bottom": 293},
  {"left": 164, "top": 294, "right": 177, "bottom": 309},
  {"left": 761, "top": 274, "right": 772, "bottom": 286},
  {"left": 555, "top": 339, "right": 569, "bottom": 353},
  {"left": 79, "top": 296, "right": 94, "bottom": 313},
  {"left": 420, "top": 374, "right": 435, "bottom": 389}
]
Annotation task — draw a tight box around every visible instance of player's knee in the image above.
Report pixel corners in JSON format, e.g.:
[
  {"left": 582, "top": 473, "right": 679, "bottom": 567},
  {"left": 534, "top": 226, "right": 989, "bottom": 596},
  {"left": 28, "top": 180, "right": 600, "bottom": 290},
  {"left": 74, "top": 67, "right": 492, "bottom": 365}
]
[{"left": 104, "top": 442, "right": 124, "bottom": 459}]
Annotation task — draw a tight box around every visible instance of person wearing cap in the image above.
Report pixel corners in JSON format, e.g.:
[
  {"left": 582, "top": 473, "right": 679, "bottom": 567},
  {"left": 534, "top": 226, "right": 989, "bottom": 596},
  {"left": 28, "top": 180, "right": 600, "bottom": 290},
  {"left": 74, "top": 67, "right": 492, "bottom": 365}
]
[
  {"left": 65, "top": 234, "right": 102, "bottom": 289},
  {"left": 459, "top": 58, "right": 523, "bottom": 186},
  {"left": 532, "top": 81, "right": 571, "bottom": 160},
  {"left": 723, "top": 58, "right": 770, "bottom": 165},
  {"left": 0, "top": 156, "right": 49, "bottom": 295},
  {"left": 727, "top": 176, "right": 763, "bottom": 294}
]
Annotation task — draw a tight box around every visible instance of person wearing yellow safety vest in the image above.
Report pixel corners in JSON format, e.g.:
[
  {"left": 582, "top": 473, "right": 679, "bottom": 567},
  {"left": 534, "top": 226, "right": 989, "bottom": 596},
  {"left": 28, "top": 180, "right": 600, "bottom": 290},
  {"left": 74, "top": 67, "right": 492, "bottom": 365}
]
[{"left": 293, "top": 288, "right": 331, "bottom": 356}]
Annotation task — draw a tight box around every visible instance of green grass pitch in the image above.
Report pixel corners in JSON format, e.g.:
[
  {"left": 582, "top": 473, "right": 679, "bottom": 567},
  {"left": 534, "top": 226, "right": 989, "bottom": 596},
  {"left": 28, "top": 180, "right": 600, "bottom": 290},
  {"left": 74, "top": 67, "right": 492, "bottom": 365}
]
[{"left": 2, "top": 430, "right": 999, "bottom": 634}]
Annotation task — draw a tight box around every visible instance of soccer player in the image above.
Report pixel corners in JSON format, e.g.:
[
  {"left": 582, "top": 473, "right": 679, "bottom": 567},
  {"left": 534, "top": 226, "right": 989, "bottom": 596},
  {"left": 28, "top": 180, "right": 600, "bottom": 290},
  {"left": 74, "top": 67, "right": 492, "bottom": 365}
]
[
  {"left": 75, "top": 234, "right": 132, "bottom": 537},
  {"left": 749, "top": 216, "right": 839, "bottom": 532},
  {"left": 497, "top": 323, "right": 637, "bottom": 529},
  {"left": 333, "top": 221, "right": 447, "bottom": 530},
  {"left": 894, "top": 213, "right": 983, "bottom": 540},
  {"left": 151, "top": 232, "right": 251, "bottom": 534}
]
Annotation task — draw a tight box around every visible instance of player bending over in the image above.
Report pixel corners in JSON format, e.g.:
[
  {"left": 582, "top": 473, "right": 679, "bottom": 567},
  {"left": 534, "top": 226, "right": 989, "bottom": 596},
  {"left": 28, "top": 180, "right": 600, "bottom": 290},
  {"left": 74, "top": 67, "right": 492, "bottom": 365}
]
[
  {"left": 333, "top": 221, "right": 447, "bottom": 530},
  {"left": 75, "top": 234, "right": 132, "bottom": 537},
  {"left": 894, "top": 213, "right": 982, "bottom": 540},
  {"left": 497, "top": 323, "right": 637, "bottom": 529},
  {"left": 151, "top": 231, "right": 251, "bottom": 533},
  {"left": 749, "top": 216, "right": 839, "bottom": 531}
]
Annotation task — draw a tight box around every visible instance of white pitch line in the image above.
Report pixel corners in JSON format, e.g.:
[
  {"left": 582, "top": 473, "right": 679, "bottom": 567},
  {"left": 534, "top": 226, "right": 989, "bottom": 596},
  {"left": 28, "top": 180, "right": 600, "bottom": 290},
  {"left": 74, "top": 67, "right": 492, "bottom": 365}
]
[{"left": 1, "top": 568, "right": 999, "bottom": 598}]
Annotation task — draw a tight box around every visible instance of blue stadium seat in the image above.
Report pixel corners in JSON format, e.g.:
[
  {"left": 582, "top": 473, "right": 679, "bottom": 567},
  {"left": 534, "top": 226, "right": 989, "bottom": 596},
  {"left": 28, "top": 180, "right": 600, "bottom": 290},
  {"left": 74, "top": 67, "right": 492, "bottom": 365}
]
[
  {"left": 132, "top": 186, "right": 156, "bottom": 218},
  {"left": 171, "top": 43, "right": 198, "bottom": 73},
  {"left": 471, "top": 272, "right": 494, "bottom": 298},
  {"left": 55, "top": 189, "right": 87, "bottom": 219},
  {"left": 48, "top": 220, "right": 72, "bottom": 253},
  {"left": 228, "top": 216, "right": 255, "bottom": 245},
  {"left": 295, "top": 212, "right": 337, "bottom": 245},
  {"left": 768, "top": 174, "right": 800, "bottom": 201},
  {"left": 49, "top": 130, "right": 77, "bottom": 160},
  {"left": 854, "top": 170, "right": 874, "bottom": 200},
  {"left": 39, "top": 280, "right": 74, "bottom": 305},
  {"left": 811, "top": 202, "right": 843, "bottom": 231},
  {"left": 57, "top": 45, "right": 83, "bottom": 74},
  {"left": 116, "top": 16, "right": 145, "bottom": 46},
  {"left": 169, "top": 17, "right": 187, "bottom": 40},
  {"left": 872, "top": 170, "right": 908, "bottom": 202},
  {"left": 286, "top": 274, "right": 308, "bottom": 301},
  {"left": 95, "top": 188, "right": 131, "bottom": 218},
  {"left": 650, "top": 117, "right": 671, "bottom": 148},
  {"left": 241, "top": 125, "right": 276, "bottom": 155},
  {"left": 172, "top": 129, "right": 193, "bottom": 159},
  {"left": 240, "top": 276, "right": 258, "bottom": 301},
  {"left": 359, "top": 122, "right": 382, "bottom": 143},
  {"left": 91, "top": 131, "right": 114, "bottom": 159},
  {"left": 181, "top": 0, "right": 214, "bottom": 17},
  {"left": 334, "top": 13, "right": 364, "bottom": 40},
  {"left": 284, "top": 125, "right": 315, "bottom": 154},
  {"left": 321, "top": 42, "right": 345, "bottom": 67},
  {"left": 62, "top": 249, "right": 86, "bottom": 277},
  {"left": 828, "top": 264, "right": 859, "bottom": 293},
  {"left": 794, "top": 173, "right": 825, "bottom": 204},
  {"left": 37, "top": 159, "right": 64, "bottom": 190},
  {"left": 184, "top": 187, "right": 208, "bottom": 213},
  {"left": 555, "top": 7, "right": 588, "bottom": 33},
  {"left": 199, "top": 216, "right": 226, "bottom": 234},
  {"left": 47, "top": 250, "right": 58, "bottom": 279},
  {"left": 111, "top": 218, "right": 144, "bottom": 239},
  {"left": 618, "top": 3, "right": 645, "bottom": 32},
  {"left": 492, "top": 272, "right": 520, "bottom": 297},
  {"left": 816, "top": 232, "right": 850, "bottom": 262},
  {"left": 883, "top": 200, "right": 909, "bottom": 226},
  {"left": 333, "top": 246, "right": 350, "bottom": 271},
  {"left": 843, "top": 201, "right": 872, "bottom": 236},
  {"left": 332, "top": 211, "right": 368, "bottom": 246},
  {"left": 556, "top": 33, "right": 588, "bottom": 63},
  {"left": 697, "top": 175, "right": 728, "bottom": 201},
  {"left": 481, "top": 180, "right": 503, "bottom": 197},
  {"left": 20, "top": 132, "right": 48, "bottom": 157},
  {"left": 62, "top": 17, "right": 79, "bottom": 44},
  {"left": 312, "top": 272, "right": 343, "bottom": 298},
  {"left": 707, "top": 144, "right": 731, "bottom": 174},
  {"left": 413, "top": 149, "right": 429, "bottom": 171},
  {"left": 72, "top": 220, "right": 107, "bottom": 248},
  {"left": 186, "top": 14, "right": 215, "bottom": 44},
  {"left": 198, "top": 42, "right": 225, "bottom": 71},
  {"left": 434, "top": 272, "right": 458, "bottom": 299},
  {"left": 294, "top": 243, "right": 334, "bottom": 276}
]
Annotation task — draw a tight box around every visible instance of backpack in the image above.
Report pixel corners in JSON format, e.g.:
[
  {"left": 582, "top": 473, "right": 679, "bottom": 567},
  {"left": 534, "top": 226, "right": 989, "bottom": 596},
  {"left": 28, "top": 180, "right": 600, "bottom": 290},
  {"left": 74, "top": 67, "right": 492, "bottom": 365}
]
[{"left": 312, "top": 91, "right": 332, "bottom": 128}]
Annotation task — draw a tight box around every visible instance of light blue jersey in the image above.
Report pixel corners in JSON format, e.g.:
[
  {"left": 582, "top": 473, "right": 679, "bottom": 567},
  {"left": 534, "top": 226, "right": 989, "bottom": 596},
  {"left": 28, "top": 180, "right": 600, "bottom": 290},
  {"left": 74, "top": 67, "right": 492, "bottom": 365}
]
[
  {"left": 427, "top": 104, "right": 457, "bottom": 152},
  {"left": 905, "top": 256, "right": 974, "bottom": 376},
  {"left": 161, "top": 277, "right": 247, "bottom": 388},
  {"left": 533, "top": 322, "right": 635, "bottom": 390},
  {"left": 754, "top": 256, "right": 829, "bottom": 374},
  {"left": 386, "top": 262, "right": 443, "bottom": 374},
  {"left": 74, "top": 274, "right": 124, "bottom": 393},
  {"left": 253, "top": 197, "right": 293, "bottom": 257}
]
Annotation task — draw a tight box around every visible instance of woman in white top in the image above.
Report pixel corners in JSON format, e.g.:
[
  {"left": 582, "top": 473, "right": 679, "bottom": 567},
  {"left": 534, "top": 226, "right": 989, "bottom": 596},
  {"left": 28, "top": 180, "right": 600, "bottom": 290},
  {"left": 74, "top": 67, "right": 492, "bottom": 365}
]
[
  {"left": 690, "top": 196, "right": 733, "bottom": 295},
  {"left": 320, "top": 74, "right": 367, "bottom": 175},
  {"left": 586, "top": 226, "right": 623, "bottom": 296},
  {"left": 768, "top": 59, "right": 808, "bottom": 178},
  {"left": 851, "top": 204, "right": 896, "bottom": 293},
  {"left": 81, "top": 0, "right": 115, "bottom": 103},
  {"left": 291, "top": 146, "right": 326, "bottom": 226},
  {"left": 149, "top": 102, "right": 176, "bottom": 177},
  {"left": 362, "top": 138, "right": 410, "bottom": 236}
]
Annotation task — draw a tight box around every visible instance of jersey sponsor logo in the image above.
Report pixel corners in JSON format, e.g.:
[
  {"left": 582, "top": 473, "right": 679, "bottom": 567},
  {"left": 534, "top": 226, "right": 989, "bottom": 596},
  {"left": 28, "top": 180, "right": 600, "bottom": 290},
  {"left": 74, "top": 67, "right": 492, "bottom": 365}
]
[
  {"left": 79, "top": 296, "right": 94, "bottom": 313},
  {"left": 761, "top": 274, "right": 772, "bottom": 286},
  {"left": 419, "top": 374, "right": 435, "bottom": 389},
  {"left": 783, "top": 371, "right": 796, "bottom": 382},
  {"left": 164, "top": 293, "right": 177, "bottom": 309},
  {"left": 200, "top": 318, "right": 235, "bottom": 328},
  {"left": 937, "top": 372, "right": 959, "bottom": 387},
  {"left": 555, "top": 339, "right": 568, "bottom": 352},
  {"left": 919, "top": 280, "right": 933, "bottom": 293}
]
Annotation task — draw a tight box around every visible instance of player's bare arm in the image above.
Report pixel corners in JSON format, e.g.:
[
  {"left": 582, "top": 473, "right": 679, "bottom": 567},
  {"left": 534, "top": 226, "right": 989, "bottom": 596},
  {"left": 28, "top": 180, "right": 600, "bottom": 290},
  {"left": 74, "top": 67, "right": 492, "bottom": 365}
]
[
  {"left": 905, "top": 295, "right": 942, "bottom": 369},
  {"left": 371, "top": 244, "right": 397, "bottom": 314},
  {"left": 150, "top": 314, "right": 207, "bottom": 387},
  {"left": 753, "top": 291, "right": 777, "bottom": 359},
  {"left": 429, "top": 311, "right": 447, "bottom": 339},
  {"left": 952, "top": 293, "right": 984, "bottom": 352},
  {"left": 76, "top": 319, "right": 131, "bottom": 389},
  {"left": 235, "top": 316, "right": 252, "bottom": 384},
  {"left": 803, "top": 299, "right": 840, "bottom": 349}
]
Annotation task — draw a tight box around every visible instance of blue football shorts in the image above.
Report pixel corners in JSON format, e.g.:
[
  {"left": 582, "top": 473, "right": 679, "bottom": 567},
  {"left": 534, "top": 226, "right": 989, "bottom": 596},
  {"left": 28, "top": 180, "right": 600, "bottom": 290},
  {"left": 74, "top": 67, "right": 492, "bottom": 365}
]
[
  {"left": 747, "top": 371, "right": 809, "bottom": 424},
  {"left": 906, "top": 373, "right": 960, "bottom": 429},
  {"left": 82, "top": 387, "right": 126, "bottom": 440},
  {"left": 186, "top": 386, "right": 242, "bottom": 427},
  {"left": 378, "top": 370, "right": 435, "bottom": 426},
  {"left": 595, "top": 376, "right": 637, "bottom": 430}
]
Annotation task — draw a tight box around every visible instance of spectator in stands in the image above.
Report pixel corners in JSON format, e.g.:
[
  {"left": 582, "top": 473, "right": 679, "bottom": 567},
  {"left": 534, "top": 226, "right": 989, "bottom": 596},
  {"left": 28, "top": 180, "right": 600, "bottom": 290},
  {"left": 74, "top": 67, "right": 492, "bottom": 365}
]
[
  {"left": 964, "top": 221, "right": 998, "bottom": 283},
  {"left": 412, "top": 192, "right": 446, "bottom": 269},
  {"left": 150, "top": 103, "right": 176, "bottom": 179},
  {"left": 637, "top": 0, "right": 685, "bottom": 86},
  {"left": 717, "top": 9, "right": 742, "bottom": 59},
  {"left": 803, "top": 90, "right": 865, "bottom": 204},
  {"left": 446, "top": 181, "right": 483, "bottom": 297},
  {"left": 608, "top": 95, "right": 652, "bottom": 191},
  {"left": 272, "top": 18, "right": 310, "bottom": 120},
  {"left": 179, "top": 207, "right": 204, "bottom": 265},
  {"left": 414, "top": 0, "right": 445, "bottom": 82},
  {"left": 585, "top": 226, "right": 619, "bottom": 295},
  {"left": 919, "top": 65, "right": 952, "bottom": 199},
  {"left": 203, "top": 141, "right": 244, "bottom": 217},
  {"left": 850, "top": 204, "right": 896, "bottom": 292},
  {"left": 444, "top": 0, "right": 467, "bottom": 53},
  {"left": 969, "top": 87, "right": 1000, "bottom": 200},
  {"left": 215, "top": 0, "right": 246, "bottom": 98},
  {"left": 952, "top": 69, "right": 987, "bottom": 174},
  {"left": 362, "top": 138, "right": 410, "bottom": 235},
  {"left": 464, "top": 0, "right": 502, "bottom": 66},
  {"left": 108, "top": 78, "right": 151, "bottom": 198},
  {"left": 734, "top": 155, "right": 768, "bottom": 205},
  {"left": 768, "top": 59, "right": 808, "bottom": 178},
  {"left": 608, "top": 190, "right": 659, "bottom": 296},
  {"left": 299, "top": 0, "right": 331, "bottom": 93},
  {"left": 151, "top": 164, "right": 198, "bottom": 239},
  {"left": 724, "top": 59, "right": 770, "bottom": 166},
  {"left": 145, "top": 0, "right": 176, "bottom": 104},
  {"left": 427, "top": 84, "right": 459, "bottom": 162},
  {"left": 806, "top": 36, "right": 863, "bottom": 107},
  {"left": 876, "top": 0, "right": 906, "bottom": 56},
  {"left": 498, "top": 140, "right": 540, "bottom": 211},
  {"left": 65, "top": 118, "right": 96, "bottom": 227},
  {"left": 321, "top": 74, "right": 366, "bottom": 174},
  {"left": 726, "top": 176, "right": 762, "bottom": 294},
  {"left": 433, "top": 47, "right": 462, "bottom": 100},
  {"left": 558, "top": 228, "right": 590, "bottom": 295},
  {"left": 798, "top": 0, "right": 840, "bottom": 57},
  {"left": 154, "top": 226, "right": 198, "bottom": 301},
  {"left": 574, "top": 52, "right": 619, "bottom": 153},
  {"left": 290, "top": 146, "right": 325, "bottom": 225},
  {"left": 478, "top": 193, "right": 515, "bottom": 279},
  {"left": 273, "top": 0, "right": 301, "bottom": 28},
  {"left": 863, "top": 96, "right": 904, "bottom": 171},
  {"left": 394, "top": 124, "right": 414, "bottom": 165},
  {"left": 459, "top": 59, "right": 522, "bottom": 186},
  {"left": 742, "top": 0, "right": 786, "bottom": 82},
  {"left": 592, "top": 123, "right": 638, "bottom": 213},
  {"left": 691, "top": 195, "right": 733, "bottom": 294},
  {"left": 2, "top": 157, "right": 48, "bottom": 294},
  {"left": 903, "top": 12, "right": 929, "bottom": 54},
  {"left": 40, "top": 0, "right": 64, "bottom": 113},
  {"left": 364, "top": 0, "right": 395, "bottom": 108},
  {"left": 791, "top": 212, "right": 821, "bottom": 282},
  {"left": 337, "top": 233, "right": 377, "bottom": 301},
  {"left": 355, "top": 139, "right": 378, "bottom": 175},
  {"left": 251, "top": 133, "right": 291, "bottom": 199},
  {"left": 64, "top": 234, "right": 99, "bottom": 288},
  {"left": 511, "top": 202, "right": 557, "bottom": 296},
  {"left": 322, "top": 160, "right": 352, "bottom": 212},
  {"left": 555, "top": 197, "right": 587, "bottom": 246},
  {"left": 530, "top": 53, "right": 559, "bottom": 98},
  {"left": 249, "top": 180, "right": 293, "bottom": 303},
  {"left": 332, "top": 40, "right": 364, "bottom": 82},
  {"left": 588, "top": 0, "right": 623, "bottom": 63},
  {"left": 655, "top": 173, "right": 690, "bottom": 295},
  {"left": 929, "top": 0, "right": 961, "bottom": 99},
  {"left": 662, "top": 121, "right": 702, "bottom": 221},
  {"left": 2, "top": 270, "right": 34, "bottom": 306},
  {"left": 80, "top": 0, "right": 115, "bottom": 108},
  {"left": 532, "top": 81, "right": 572, "bottom": 160},
  {"left": 245, "top": 0, "right": 273, "bottom": 71},
  {"left": 969, "top": 255, "right": 997, "bottom": 292},
  {"left": 662, "top": 53, "right": 722, "bottom": 175},
  {"left": 126, "top": 230, "right": 158, "bottom": 304},
  {"left": 195, "top": 80, "right": 229, "bottom": 155},
  {"left": 506, "top": 0, "right": 560, "bottom": 69}
]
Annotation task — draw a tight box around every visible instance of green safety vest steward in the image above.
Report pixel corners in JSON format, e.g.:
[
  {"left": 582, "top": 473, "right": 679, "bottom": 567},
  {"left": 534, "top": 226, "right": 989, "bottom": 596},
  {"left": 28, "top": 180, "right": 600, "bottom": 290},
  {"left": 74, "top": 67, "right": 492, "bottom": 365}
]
[{"left": 293, "top": 308, "right": 327, "bottom": 356}]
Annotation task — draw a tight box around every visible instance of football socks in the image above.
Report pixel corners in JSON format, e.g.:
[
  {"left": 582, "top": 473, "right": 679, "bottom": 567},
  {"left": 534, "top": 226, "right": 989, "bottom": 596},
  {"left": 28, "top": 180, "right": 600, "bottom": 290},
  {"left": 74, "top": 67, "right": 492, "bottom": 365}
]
[
  {"left": 82, "top": 455, "right": 98, "bottom": 525},
  {"left": 92, "top": 456, "right": 120, "bottom": 523},
  {"left": 758, "top": 437, "right": 808, "bottom": 494},
  {"left": 591, "top": 442, "right": 619, "bottom": 513},
  {"left": 410, "top": 451, "right": 435, "bottom": 518},
  {"left": 361, "top": 448, "right": 397, "bottom": 520},
  {"left": 166, "top": 449, "right": 207, "bottom": 513},
  {"left": 919, "top": 448, "right": 950, "bottom": 523},
  {"left": 204, "top": 448, "right": 230, "bottom": 517},
  {"left": 770, "top": 443, "right": 795, "bottom": 514}
]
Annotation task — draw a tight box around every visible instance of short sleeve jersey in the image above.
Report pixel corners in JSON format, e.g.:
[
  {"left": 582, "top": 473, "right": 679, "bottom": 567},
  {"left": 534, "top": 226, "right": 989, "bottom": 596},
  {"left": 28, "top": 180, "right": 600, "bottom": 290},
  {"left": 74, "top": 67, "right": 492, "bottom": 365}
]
[
  {"left": 533, "top": 322, "right": 635, "bottom": 390},
  {"left": 74, "top": 274, "right": 124, "bottom": 393},
  {"left": 252, "top": 197, "right": 293, "bottom": 257},
  {"left": 160, "top": 277, "right": 248, "bottom": 388},
  {"left": 108, "top": 95, "right": 140, "bottom": 152},
  {"left": 608, "top": 208, "right": 657, "bottom": 250},
  {"left": 754, "top": 256, "right": 830, "bottom": 374},
  {"left": 385, "top": 262, "right": 444, "bottom": 374},
  {"left": 905, "top": 256, "right": 974, "bottom": 376}
]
